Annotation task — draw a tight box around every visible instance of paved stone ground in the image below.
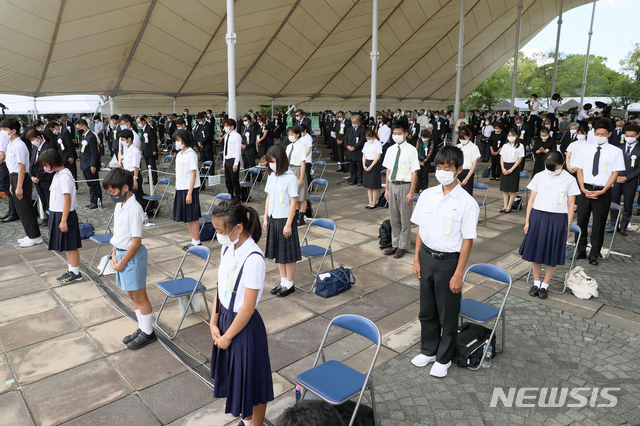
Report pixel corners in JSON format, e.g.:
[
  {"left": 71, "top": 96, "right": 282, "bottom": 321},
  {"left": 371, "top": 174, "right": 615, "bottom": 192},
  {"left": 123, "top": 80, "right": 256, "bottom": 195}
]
[{"left": 1, "top": 147, "right": 639, "bottom": 426}]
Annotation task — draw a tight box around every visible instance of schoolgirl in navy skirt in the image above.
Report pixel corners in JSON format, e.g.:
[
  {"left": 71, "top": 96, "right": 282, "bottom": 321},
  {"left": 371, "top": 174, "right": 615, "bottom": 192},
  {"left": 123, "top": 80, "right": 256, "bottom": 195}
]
[
  {"left": 519, "top": 151, "right": 580, "bottom": 299},
  {"left": 39, "top": 149, "right": 83, "bottom": 285},
  {"left": 172, "top": 129, "right": 202, "bottom": 251},
  {"left": 263, "top": 145, "right": 301, "bottom": 298},
  {"left": 209, "top": 200, "right": 273, "bottom": 426}
]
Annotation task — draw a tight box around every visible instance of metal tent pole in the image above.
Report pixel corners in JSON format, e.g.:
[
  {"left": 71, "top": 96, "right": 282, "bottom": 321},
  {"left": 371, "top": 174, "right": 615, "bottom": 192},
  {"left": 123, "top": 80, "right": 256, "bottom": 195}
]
[
  {"left": 109, "top": 96, "right": 114, "bottom": 116},
  {"left": 509, "top": 0, "right": 524, "bottom": 116},
  {"left": 369, "top": 0, "right": 379, "bottom": 120},
  {"left": 226, "top": 0, "right": 237, "bottom": 120},
  {"left": 452, "top": 0, "right": 465, "bottom": 145},
  {"left": 33, "top": 97, "right": 38, "bottom": 121},
  {"left": 580, "top": 1, "right": 597, "bottom": 107},
  {"left": 550, "top": 0, "right": 564, "bottom": 95},
  {"left": 172, "top": 98, "right": 176, "bottom": 114}
]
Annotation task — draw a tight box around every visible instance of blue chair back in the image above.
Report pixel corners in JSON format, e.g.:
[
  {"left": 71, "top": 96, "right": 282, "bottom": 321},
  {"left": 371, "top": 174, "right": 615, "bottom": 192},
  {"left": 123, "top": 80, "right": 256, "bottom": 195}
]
[
  {"left": 311, "top": 179, "right": 328, "bottom": 187},
  {"left": 610, "top": 202, "right": 619, "bottom": 211},
  {"left": 188, "top": 245, "right": 210, "bottom": 261},
  {"left": 520, "top": 171, "right": 530, "bottom": 179},
  {"left": 203, "top": 161, "right": 212, "bottom": 167},
  {"left": 165, "top": 155, "right": 174, "bottom": 161},
  {"left": 413, "top": 195, "right": 419, "bottom": 203},
  {"left": 466, "top": 264, "right": 511, "bottom": 284},
  {"left": 311, "top": 218, "right": 335, "bottom": 230},
  {"left": 569, "top": 224, "right": 580, "bottom": 234},
  {"left": 314, "top": 161, "right": 326, "bottom": 167},
  {"left": 158, "top": 178, "right": 170, "bottom": 185},
  {"left": 381, "top": 169, "right": 387, "bottom": 175},
  {"left": 332, "top": 315, "right": 380, "bottom": 345},
  {"left": 249, "top": 168, "right": 261, "bottom": 175},
  {"left": 312, "top": 150, "right": 322, "bottom": 156},
  {"left": 473, "top": 182, "right": 489, "bottom": 190},
  {"left": 215, "top": 193, "right": 231, "bottom": 201}
]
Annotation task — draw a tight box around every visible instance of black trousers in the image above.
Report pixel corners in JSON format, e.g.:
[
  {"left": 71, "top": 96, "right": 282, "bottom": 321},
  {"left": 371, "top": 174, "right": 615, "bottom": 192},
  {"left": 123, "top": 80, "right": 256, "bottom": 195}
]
[
  {"left": 576, "top": 186, "right": 612, "bottom": 258},
  {"left": 224, "top": 159, "right": 241, "bottom": 199},
  {"left": 0, "top": 163, "right": 15, "bottom": 217},
  {"left": 418, "top": 246, "right": 460, "bottom": 364},
  {"left": 417, "top": 163, "right": 429, "bottom": 191},
  {"left": 458, "top": 169, "right": 474, "bottom": 195},
  {"left": 35, "top": 178, "right": 52, "bottom": 213},
  {"left": 349, "top": 156, "right": 363, "bottom": 184},
  {"left": 337, "top": 142, "right": 348, "bottom": 171},
  {"left": 610, "top": 180, "right": 638, "bottom": 230},
  {"left": 82, "top": 168, "right": 102, "bottom": 204},
  {"left": 490, "top": 153, "right": 501, "bottom": 179},
  {"left": 143, "top": 154, "right": 158, "bottom": 185},
  {"left": 10, "top": 174, "right": 40, "bottom": 239}
]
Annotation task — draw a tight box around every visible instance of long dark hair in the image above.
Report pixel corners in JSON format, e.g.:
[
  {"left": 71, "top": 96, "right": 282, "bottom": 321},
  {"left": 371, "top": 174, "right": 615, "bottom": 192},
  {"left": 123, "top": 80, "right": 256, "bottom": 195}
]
[
  {"left": 211, "top": 200, "right": 262, "bottom": 242},
  {"left": 507, "top": 128, "right": 520, "bottom": 149},
  {"left": 266, "top": 144, "right": 289, "bottom": 176}
]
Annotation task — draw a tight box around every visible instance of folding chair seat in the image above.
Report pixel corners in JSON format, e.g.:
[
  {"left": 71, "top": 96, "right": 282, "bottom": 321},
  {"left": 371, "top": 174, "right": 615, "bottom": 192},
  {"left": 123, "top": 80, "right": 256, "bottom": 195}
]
[
  {"left": 155, "top": 246, "right": 211, "bottom": 339},
  {"left": 297, "top": 218, "right": 336, "bottom": 293},
  {"left": 307, "top": 179, "right": 329, "bottom": 219},
  {"left": 198, "top": 160, "right": 213, "bottom": 189},
  {"left": 88, "top": 214, "right": 114, "bottom": 275},
  {"left": 459, "top": 264, "right": 513, "bottom": 370},
  {"left": 143, "top": 178, "right": 171, "bottom": 222},
  {"left": 297, "top": 314, "right": 380, "bottom": 426}
]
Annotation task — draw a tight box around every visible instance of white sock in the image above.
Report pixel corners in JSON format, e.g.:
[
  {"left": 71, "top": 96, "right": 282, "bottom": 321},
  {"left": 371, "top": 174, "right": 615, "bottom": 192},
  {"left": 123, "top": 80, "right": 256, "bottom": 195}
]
[
  {"left": 135, "top": 309, "right": 142, "bottom": 328},
  {"left": 533, "top": 280, "right": 541, "bottom": 288},
  {"left": 139, "top": 313, "right": 154, "bottom": 335},
  {"left": 280, "top": 277, "right": 287, "bottom": 287},
  {"left": 282, "top": 280, "right": 294, "bottom": 290},
  {"left": 191, "top": 239, "right": 201, "bottom": 246},
  {"left": 69, "top": 265, "right": 80, "bottom": 275},
  {"left": 540, "top": 282, "right": 549, "bottom": 290},
  {"left": 242, "top": 420, "right": 252, "bottom": 426}
]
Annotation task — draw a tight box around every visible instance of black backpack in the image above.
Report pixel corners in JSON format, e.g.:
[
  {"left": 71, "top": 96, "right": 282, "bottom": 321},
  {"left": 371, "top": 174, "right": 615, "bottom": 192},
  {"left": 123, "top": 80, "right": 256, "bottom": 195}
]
[
  {"left": 335, "top": 401, "right": 375, "bottom": 426},
  {"left": 512, "top": 195, "right": 523, "bottom": 211},
  {"left": 453, "top": 322, "right": 497, "bottom": 368},
  {"left": 377, "top": 193, "right": 388, "bottom": 208},
  {"left": 378, "top": 219, "right": 392, "bottom": 249}
]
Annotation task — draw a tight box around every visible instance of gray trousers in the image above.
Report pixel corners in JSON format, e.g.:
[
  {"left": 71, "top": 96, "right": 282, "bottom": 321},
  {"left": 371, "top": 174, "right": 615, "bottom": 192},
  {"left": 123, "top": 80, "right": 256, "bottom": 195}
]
[{"left": 388, "top": 182, "right": 413, "bottom": 250}]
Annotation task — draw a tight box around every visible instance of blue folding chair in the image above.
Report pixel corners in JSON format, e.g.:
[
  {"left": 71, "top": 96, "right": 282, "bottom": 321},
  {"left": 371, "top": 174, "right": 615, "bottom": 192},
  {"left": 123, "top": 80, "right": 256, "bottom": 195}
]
[
  {"left": 155, "top": 246, "right": 211, "bottom": 339},
  {"left": 473, "top": 182, "right": 489, "bottom": 226},
  {"left": 157, "top": 154, "right": 174, "bottom": 177},
  {"left": 143, "top": 178, "right": 171, "bottom": 222},
  {"left": 526, "top": 224, "right": 581, "bottom": 294},
  {"left": 459, "top": 264, "right": 513, "bottom": 370},
  {"left": 89, "top": 214, "right": 114, "bottom": 275},
  {"left": 198, "top": 160, "right": 213, "bottom": 190},
  {"left": 200, "top": 193, "right": 231, "bottom": 248},
  {"left": 240, "top": 168, "right": 262, "bottom": 202},
  {"left": 296, "top": 315, "right": 380, "bottom": 426},
  {"left": 312, "top": 149, "right": 322, "bottom": 163},
  {"left": 516, "top": 171, "right": 531, "bottom": 210},
  {"left": 307, "top": 179, "right": 329, "bottom": 219},
  {"left": 298, "top": 218, "right": 336, "bottom": 293}
]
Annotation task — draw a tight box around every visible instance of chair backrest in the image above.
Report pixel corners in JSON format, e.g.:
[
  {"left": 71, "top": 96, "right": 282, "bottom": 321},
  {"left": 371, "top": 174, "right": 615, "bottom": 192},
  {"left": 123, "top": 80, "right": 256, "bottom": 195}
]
[
  {"left": 203, "top": 161, "right": 212, "bottom": 167},
  {"left": 311, "top": 178, "right": 328, "bottom": 187},
  {"left": 312, "top": 150, "right": 322, "bottom": 156},
  {"left": 473, "top": 182, "right": 489, "bottom": 190},
  {"left": 188, "top": 245, "right": 210, "bottom": 261},
  {"left": 610, "top": 202, "right": 620, "bottom": 211},
  {"left": 158, "top": 178, "right": 170, "bottom": 185},
  {"left": 332, "top": 315, "right": 381, "bottom": 345},
  {"left": 310, "top": 218, "right": 334, "bottom": 230},
  {"left": 215, "top": 193, "right": 231, "bottom": 201},
  {"left": 173, "top": 245, "right": 211, "bottom": 280},
  {"left": 313, "top": 161, "right": 326, "bottom": 167},
  {"left": 413, "top": 195, "right": 419, "bottom": 203},
  {"left": 520, "top": 171, "right": 530, "bottom": 179},
  {"left": 104, "top": 213, "right": 114, "bottom": 235},
  {"left": 249, "top": 168, "right": 261, "bottom": 175},
  {"left": 464, "top": 263, "right": 511, "bottom": 285},
  {"left": 569, "top": 223, "right": 580, "bottom": 234}
]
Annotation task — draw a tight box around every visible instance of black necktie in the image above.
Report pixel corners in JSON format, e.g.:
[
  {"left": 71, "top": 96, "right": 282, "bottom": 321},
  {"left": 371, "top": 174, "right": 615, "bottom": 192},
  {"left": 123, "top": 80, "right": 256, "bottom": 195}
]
[
  {"left": 626, "top": 145, "right": 631, "bottom": 159},
  {"left": 224, "top": 134, "right": 229, "bottom": 156},
  {"left": 592, "top": 146, "right": 601, "bottom": 176}
]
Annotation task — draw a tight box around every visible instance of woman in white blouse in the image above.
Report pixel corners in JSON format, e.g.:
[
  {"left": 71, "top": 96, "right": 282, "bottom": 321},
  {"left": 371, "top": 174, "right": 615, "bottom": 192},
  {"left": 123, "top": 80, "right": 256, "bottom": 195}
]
[
  {"left": 500, "top": 129, "right": 525, "bottom": 213},
  {"left": 362, "top": 130, "right": 383, "bottom": 209}
]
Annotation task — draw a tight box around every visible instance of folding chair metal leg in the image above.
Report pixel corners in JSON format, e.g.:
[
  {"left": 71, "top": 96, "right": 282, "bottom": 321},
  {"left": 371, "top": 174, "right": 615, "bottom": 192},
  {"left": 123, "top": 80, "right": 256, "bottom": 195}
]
[
  {"left": 324, "top": 200, "right": 328, "bottom": 218},
  {"left": 369, "top": 380, "right": 378, "bottom": 426},
  {"left": 500, "top": 313, "right": 505, "bottom": 354},
  {"left": 155, "top": 296, "right": 178, "bottom": 339}
]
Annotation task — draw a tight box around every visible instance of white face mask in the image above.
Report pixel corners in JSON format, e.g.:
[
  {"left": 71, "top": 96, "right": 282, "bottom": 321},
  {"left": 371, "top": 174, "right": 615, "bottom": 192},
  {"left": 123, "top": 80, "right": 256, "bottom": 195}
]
[
  {"left": 0, "top": 130, "right": 8, "bottom": 139},
  {"left": 595, "top": 136, "right": 607, "bottom": 145},
  {"left": 625, "top": 137, "right": 637, "bottom": 144},
  {"left": 175, "top": 141, "right": 184, "bottom": 150},
  {"left": 31, "top": 139, "right": 40, "bottom": 146},
  {"left": 460, "top": 138, "right": 469, "bottom": 145},
  {"left": 570, "top": 129, "right": 577, "bottom": 135},
  {"left": 224, "top": 127, "right": 230, "bottom": 133},
  {"left": 547, "top": 168, "right": 562, "bottom": 177},
  {"left": 53, "top": 129, "right": 60, "bottom": 135},
  {"left": 288, "top": 135, "right": 297, "bottom": 143},
  {"left": 577, "top": 135, "right": 586, "bottom": 141},
  {"left": 485, "top": 121, "right": 490, "bottom": 125},
  {"left": 269, "top": 162, "right": 277, "bottom": 171},
  {"left": 216, "top": 225, "right": 239, "bottom": 246},
  {"left": 392, "top": 134, "right": 404, "bottom": 144},
  {"left": 507, "top": 136, "right": 516, "bottom": 143},
  {"left": 435, "top": 169, "right": 456, "bottom": 186},
  {"left": 243, "top": 121, "right": 249, "bottom": 126},
  {"left": 541, "top": 136, "right": 548, "bottom": 141}
]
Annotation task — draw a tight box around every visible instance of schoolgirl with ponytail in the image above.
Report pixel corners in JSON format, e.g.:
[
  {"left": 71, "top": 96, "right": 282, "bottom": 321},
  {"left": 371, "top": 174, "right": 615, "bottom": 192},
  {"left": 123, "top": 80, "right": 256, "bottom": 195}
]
[{"left": 209, "top": 199, "right": 273, "bottom": 426}]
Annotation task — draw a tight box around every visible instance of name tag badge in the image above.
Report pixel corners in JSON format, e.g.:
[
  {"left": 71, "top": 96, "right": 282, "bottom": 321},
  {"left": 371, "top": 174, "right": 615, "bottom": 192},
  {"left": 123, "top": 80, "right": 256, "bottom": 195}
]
[
  {"left": 145, "top": 136, "right": 149, "bottom": 143},
  {"left": 604, "top": 162, "right": 609, "bottom": 172},
  {"left": 437, "top": 123, "right": 441, "bottom": 130},
  {"left": 424, "top": 147, "right": 429, "bottom": 155},
  {"left": 402, "top": 163, "right": 407, "bottom": 174},
  {"left": 558, "top": 192, "right": 564, "bottom": 204},
  {"left": 511, "top": 152, "right": 516, "bottom": 160},
  {"left": 181, "top": 166, "right": 185, "bottom": 175},
  {"left": 445, "top": 218, "right": 453, "bottom": 235},
  {"left": 52, "top": 189, "right": 56, "bottom": 201},
  {"left": 632, "top": 158, "right": 637, "bottom": 167},
  {"left": 279, "top": 192, "right": 285, "bottom": 203}
]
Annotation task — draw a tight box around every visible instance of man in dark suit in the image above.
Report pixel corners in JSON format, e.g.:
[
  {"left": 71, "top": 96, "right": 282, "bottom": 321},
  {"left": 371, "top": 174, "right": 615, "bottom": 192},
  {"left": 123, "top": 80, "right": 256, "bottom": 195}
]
[
  {"left": 166, "top": 114, "right": 177, "bottom": 140},
  {"left": 138, "top": 115, "right": 159, "bottom": 185},
  {"left": 182, "top": 109, "right": 192, "bottom": 132},
  {"left": 609, "top": 123, "right": 640, "bottom": 235},
  {"left": 407, "top": 116, "right": 421, "bottom": 147},
  {"left": 59, "top": 115, "right": 75, "bottom": 142},
  {"left": 240, "top": 114, "right": 258, "bottom": 172},
  {"left": 609, "top": 121, "right": 625, "bottom": 146},
  {"left": 511, "top": 116, "right": 530, "bottom": 150},
  {"left": 51, "top": 120, "right": 78, "bottom": 181},
  {"left": 194, "top": 112, "right": 214, "bottom": 164},
  {"left": 75, "top": 119, "right": 101, "bottom": 208},
  {"left": 294, "top": 109, "right": 312, "bottom": 133},
  {"left": 334, "top": 111, "right": 349, "bottom": 172},
  {"left": 559, "top": 122, "right": 579, "bottom": 155},
  {"left": 430, "top": 112, "right": 447, "bottom": 154},
  {"left": 344, "top": 116, "right": 367, "bottom": 186},
  {"left": 29, "top": 130, "right": 54, "bottom": 219},
  {"left": 157, "top": 113, "right": 165, "bottom": 142}
]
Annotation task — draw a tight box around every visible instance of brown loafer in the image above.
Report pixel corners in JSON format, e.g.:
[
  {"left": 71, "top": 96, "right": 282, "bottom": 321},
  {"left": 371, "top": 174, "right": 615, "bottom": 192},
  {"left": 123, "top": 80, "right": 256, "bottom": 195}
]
[
  {"left": 394, "top": 249, "right": 406, "bottom": 258},
  {"left": 620, "top": 228, "right": 627, "bottom": 236},
  {"left": 384, "top": 247, "right": 397, "bottom": 256}
]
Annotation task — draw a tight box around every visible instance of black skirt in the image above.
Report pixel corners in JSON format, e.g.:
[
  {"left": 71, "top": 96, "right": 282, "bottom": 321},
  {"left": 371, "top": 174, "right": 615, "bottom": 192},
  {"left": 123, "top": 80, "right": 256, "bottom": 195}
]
[
  {"left": 519, "top": 209, "right": 568, "bottom": 267},
  {"left": 500, "top": 162, "right": 520, "bottom": 192},
  {"left": 265, "top": 216, "right": 301, "bottom": 264},
  {"left": 458, "top": 169, "right": 474, "bottom": 195},
  {"left": 48, "top": 210, "right": 82, "bottom": 252},
  {"left": 173, "top": 188, "right": 202, "bottom": 223},
  {"left": 363, "top": 159, "right": 381, "bottom": 189}
]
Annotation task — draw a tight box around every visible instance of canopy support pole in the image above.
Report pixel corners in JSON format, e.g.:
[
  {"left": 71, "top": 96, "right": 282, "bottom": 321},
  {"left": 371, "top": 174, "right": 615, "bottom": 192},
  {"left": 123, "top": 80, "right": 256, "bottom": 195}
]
[
  {"left": 509, "top": 0, "right": 524, "bottom": 116},
  {"left": 226, "top": 0, "right": 237, "bottom": 120},
  {"left": 550, "top": 0, "right": 564, "bottom": 96},
  {"left": 369, "top": 0, "right": 379, "bottom": 120},
  {"left": 33, "top": 97, "right": 38, "bottom": 121},
  {"left": 172, "top": 98, "right": 176, "bottom": 114},
  {"left": 580, "top": 1, "right": 596, "bottom": 108},
  {"left": 452, "top": 0, "right": 465, "bottom": 145},
  {"left": 271, "top": 99, "right": 274, "bottom": 117},
  {"left": 109, "top": 96, "right": 114, "bottom": 117}
]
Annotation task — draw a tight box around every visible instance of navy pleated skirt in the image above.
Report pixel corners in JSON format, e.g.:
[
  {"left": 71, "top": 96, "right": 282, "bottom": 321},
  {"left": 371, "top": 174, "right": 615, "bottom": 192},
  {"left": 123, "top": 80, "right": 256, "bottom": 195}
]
[
  {"left": 265, "top": 216, "right": 302, "bottom": 264},
  {"left": 211, "top": 305, "right": 274, "bottom": 418},
  {"left": 519, "top": 209, "right": 568, "bottom": 267},
  {"left": 173, "top": 188, "right": 201, "bottom": 223},
  {"left": 48, "top": 210, "right": 82, "bottom": 252}
]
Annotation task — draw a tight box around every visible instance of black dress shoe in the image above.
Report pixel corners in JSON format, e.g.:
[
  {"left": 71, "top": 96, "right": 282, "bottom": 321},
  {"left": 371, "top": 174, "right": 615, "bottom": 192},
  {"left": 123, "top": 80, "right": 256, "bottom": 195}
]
[
  {"left": 529, "top": 286, "right": 539, "bottom": 297},
  {"left": 88, "top": 203, "right": 99, "bottom": 210},
  {"left": 0, "top": 215, "right": 18, "bottom": 223},
  {"left": 0, "top": 213, "right": 9, "bottom": 220},
  {"left": 123, "top": 329, "right": 142, "bottom": 345},
  {"left": 127, "top": 330, "right": 157, "bottom": 350},
  {"left": 538, "top": 287, "right": 548, "bottom": 299},
  {"left": 276, "top": 286, "right": 295, "bottom": 297},
  {"left": 270, "top": 285, "right": 282, "bottom": 295},
  {"left": 576, "top": 252, "right": 587, "bottom": 260},
  {"left": 85, "top": 203, "right": 94, "bottom": 208},
  {"left": 588, "top": 257, "right": 599, "bottom": 266}
]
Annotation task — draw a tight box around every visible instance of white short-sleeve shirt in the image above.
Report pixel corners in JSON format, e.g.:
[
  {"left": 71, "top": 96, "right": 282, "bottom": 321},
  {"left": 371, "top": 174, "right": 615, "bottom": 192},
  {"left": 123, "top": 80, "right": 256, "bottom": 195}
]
[
  {"left": 49, "top": 168, "right": 77, "bottom": 212},
  {"left": 565, "top": 139, "right": 591, "bottom": 169},
  {"left": 175, "top": 148, "right": 199, "bottom": 190},
  {"left": 0, "top": 136, "right": 9, "bottom": 153},
  {"left": 110, "top": 195, "right": 144, "bottom": 250},
  {"left": 500, "top": 143, "right": 525, "bottom": 163},
  {"left": 6, "top": 139, "right": 29, "bottom": 174},
  {"left": 411, "top": 184, "right": 479, "bottom": 253},
  {"left": 528, "top": 170, "right": 580, "bottom": 214},
  {"left": 575, "top": 142, "right": 625, "bottom": 187},
  {"left": 264, "top": 170, "right": 299, "bottom": 218},
  {"left": 217, "top": 237, "right": 266, "bottom": 313},
  {"left": 301, "top": 133, "right": 313, "bottom": 163},
  {"left": 382, "top": 141, "right": 420, "bottom": 182},
  {"left": 286, "top": 140, "right": 307, "bottom": 167},
  {"left": 457, "top": 142, "right": 481, "bottom": 169},
  {"left": 123, "top": 145, "right": 142, "bottom": 173},
  {"left": 362, "top": 139, "right": 383, "bottom": 161}
]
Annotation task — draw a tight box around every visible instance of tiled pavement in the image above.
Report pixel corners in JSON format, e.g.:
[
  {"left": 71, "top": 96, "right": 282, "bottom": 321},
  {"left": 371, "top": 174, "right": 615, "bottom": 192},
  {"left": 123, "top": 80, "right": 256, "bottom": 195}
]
[{"left": 1, "top": 150, "right": 639, "bottom": 426}]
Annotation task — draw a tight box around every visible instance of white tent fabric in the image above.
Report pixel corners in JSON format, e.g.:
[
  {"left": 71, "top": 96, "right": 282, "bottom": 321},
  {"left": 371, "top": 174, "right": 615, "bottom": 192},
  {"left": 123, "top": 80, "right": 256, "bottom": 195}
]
[
  {"left": 0, "top": 95, "right": 102, "bottom": 115},
  {"left": 0, "top": 0, "right": 593, "bottom": 110}
]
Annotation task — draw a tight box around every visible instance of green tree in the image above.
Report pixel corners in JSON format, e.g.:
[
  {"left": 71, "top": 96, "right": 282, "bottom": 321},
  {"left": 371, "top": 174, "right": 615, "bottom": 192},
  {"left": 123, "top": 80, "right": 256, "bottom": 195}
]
[
  {"left": 463, "top": 63, "right": 511, "bottom": 110},
  {"left": 609, "top": 75, "right": 640, "bottom": 110},
  {"left": 620, "top": 42, "right": 640, "bottom": 82}
]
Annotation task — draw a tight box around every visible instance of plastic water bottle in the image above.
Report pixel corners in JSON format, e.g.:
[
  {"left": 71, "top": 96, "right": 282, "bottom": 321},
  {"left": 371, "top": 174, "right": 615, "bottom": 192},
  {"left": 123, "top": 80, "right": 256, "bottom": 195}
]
[
  {"left": 481, "top": 343, "right": 492, "bottom": 368},
  {"left": 97, "top": 199, "right": 102, "bottom": 210},
  {"left": 295, "top": 384, "right": 302, "bottom": 403},
  {"left": 144, "top": 212, "right": 149, "bottom": 225}
]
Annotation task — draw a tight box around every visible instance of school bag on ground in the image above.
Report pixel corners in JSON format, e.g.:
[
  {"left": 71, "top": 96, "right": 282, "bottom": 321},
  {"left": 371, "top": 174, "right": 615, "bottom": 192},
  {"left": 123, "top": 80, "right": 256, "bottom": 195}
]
[
  {"left": 377, "top": 193, "right": 388, "bottom": 208},
  {"left": 481, "top": 167, "right": 490, "bottom": 178},
  {"left": 78, "top": 223, "right": 95, "bottom": 240},
  {"left": 512, "top": 195, "right": 523, "bottom": 211},
  {"left": 453, "top": 322, "right": 496, "bottom": 368},
  {"left": 378, "top": 219, "right": 392, "bottom": 249},
  {"left": 566, "top": 266, "right": 598, "bottom": 299},
  {"left": 314, "top": 266, "right": 355, "bottom": 298},
  {"left": 199, "top": 222, "right": 216, "bottom": 241}
]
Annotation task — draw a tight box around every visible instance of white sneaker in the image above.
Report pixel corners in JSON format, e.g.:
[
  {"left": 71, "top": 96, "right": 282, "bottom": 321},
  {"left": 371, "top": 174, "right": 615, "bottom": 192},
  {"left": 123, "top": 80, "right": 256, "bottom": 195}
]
[
  {"left": 430, "top": 361, "right": 451, "bottom": 378},
  {"left": 20, "top": 237, "right": 43, "bottom": 248},
  {"left": 17, "top": 236, "right": 28, "bottom": 243},
  {"left": 411, "top": 354, "right": 436, "bottom": 368}
]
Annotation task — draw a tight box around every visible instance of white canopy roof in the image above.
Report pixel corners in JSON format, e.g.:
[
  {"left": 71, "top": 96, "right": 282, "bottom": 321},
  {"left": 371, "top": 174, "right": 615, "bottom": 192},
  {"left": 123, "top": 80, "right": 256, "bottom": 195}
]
[{"left": 0, "top": 0, "right": 593, "bottom": 110}]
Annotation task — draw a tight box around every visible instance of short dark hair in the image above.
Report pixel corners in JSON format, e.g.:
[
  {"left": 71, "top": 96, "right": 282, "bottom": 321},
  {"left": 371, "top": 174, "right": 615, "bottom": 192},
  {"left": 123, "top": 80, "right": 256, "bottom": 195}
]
[
  {"left": 76, "top": 119, "right": 88, "bottom": 127},
  {"left": 211, "top": 199, "right": 262, "bottom": 242},
  {"left": 102, "top": 167, "right": 133, "bottom": 191},
  {"left": 243, "top": 114, "right": 252, "bottom": 122},
  {"left": 120, "top": 114, "right": 133, "bottom": 124},
  {"left": 265, "top": 144, "right": 289, "bottom": 176},
  {"left": 539, "top": 127, "right": 550, "bottom": 135},
  {"left": 458, "top": 125, "right": 472, "bottom": 139},
  {"left": 583, "top": 103, "right": 592, "bottom": 110},
  {"left": 365, "top": 129, "right": 375, "bottom": 138},
  {"left": 420, "top": 128, "right": 430, "bottom": 138},
  {"left": 434, "top": 145, "right": 463, "bottom": 169},
  {"left": 110, "top": 114, "right": 120, "bottom": 121},
  {"left": 172, "top": 129, "right": 193, "bottom": 147},
  {"left": 224, "top": 118, "right": 236, "bottom": 129},
  {"left": 288, "top": 125, "right": 302, "bottom": 138},
  {"left": 277, "top": 400, "right": 344, "bottom": 426},
  {"left": 48, "top": 121, "right": 59, "bottom": 129},
  {"left": 175, "top": 117, "right": 185, "bottom": 126},
  {"left": 196, "top": 112, "right": 205, "bottom": 120},
  {"left": 118, "top": 129, "right": 134, "bottom": 141},
  {"left": 38, "top": 148, "right": 64, "bottom": 168},
  {"left": 207, "top": 109, "right": 212, "bottom": 114},
  {"left": 545, "top": 150, "right": 564, "bottom": 171},
  {"left": 593, "top": 118, "right": 612, "bottom": 132},
  {"left": 624, "top": 123, "right": 640, "bottom": 135},
  {"left": 531, "top": 94, "right": 538, "bottom": 98},
  {"left": 392, "top": 122, "right": 407, "bottom": 133},
  {"left": 300, "top": 124, "right": 308, "bottom": 132}
]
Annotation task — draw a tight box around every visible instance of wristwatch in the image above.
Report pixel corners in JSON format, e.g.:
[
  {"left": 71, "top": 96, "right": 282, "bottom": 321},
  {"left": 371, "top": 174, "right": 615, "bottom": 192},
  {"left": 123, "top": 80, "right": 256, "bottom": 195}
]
[{"left": 133, "top": 176, "right": 138, "bottom": 180}]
